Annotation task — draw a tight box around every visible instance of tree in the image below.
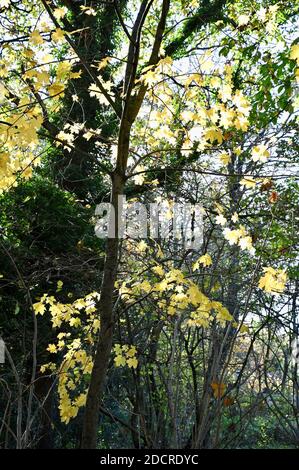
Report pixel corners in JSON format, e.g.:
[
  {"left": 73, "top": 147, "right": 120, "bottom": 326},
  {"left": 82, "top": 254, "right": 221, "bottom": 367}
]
[{"left": 0, "top": 0, "right": 298, "bottom": 449}]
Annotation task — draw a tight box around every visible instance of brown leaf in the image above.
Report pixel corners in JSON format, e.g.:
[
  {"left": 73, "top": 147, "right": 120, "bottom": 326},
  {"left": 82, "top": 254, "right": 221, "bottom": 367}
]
[
  {"left": 211, "top": 381, "right": 226, "bottom": 398},
  {"left": 269, "top": 191, "right": 278, "bottom": 204},
  {"left": 223, "top": 396, "right": 234, "bottom": 407},
  {"left": 260, "top": 180, "right": 273, "bottom": 192}
]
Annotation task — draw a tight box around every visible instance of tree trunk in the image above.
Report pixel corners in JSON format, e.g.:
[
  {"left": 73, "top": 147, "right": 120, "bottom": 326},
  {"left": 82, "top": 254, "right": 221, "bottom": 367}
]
[
  {"left": 81, "top": 172, "right": 124, "bottom": 448},
  {"left": 81, "top": 0, "right": 170, "bottom": 448}
]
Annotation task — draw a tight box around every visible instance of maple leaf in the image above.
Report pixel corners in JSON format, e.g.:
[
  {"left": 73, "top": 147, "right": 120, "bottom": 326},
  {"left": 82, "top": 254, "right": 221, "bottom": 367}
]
[
  {"left": 141, "top": 69, "right": 161, "bottom": 87},
  {"left": 231, "top": 212, "right": 239, "bottom": 223},
  {"left": 97, "top": 57, "right": 111, "bottom": 70},
  {"left": 251, "top": 145, "right": 270, "bottom": 163},
  {"left": 0, "top": 0, "right": 10, "bottom": 8},
  {"left": 220, "top": 109, "right": 235, "bottom": 128},
  {"left": 219, "top": 152, "right": 231, "bottom": 165},
  {"left": 53, "top": 7, "right": 67, "bottom": 20},
  {"left": 238, "top": 14, "right": 250, "bottom": 26},
  {"left": 223, "top": 397, "right": 234, "bottom": 407},
  {"left": 33, "top": 301, "right": 46, "bottom": 315},
  {"left": 80, "top": 5, "right": 96, "bottom": 16},
  {"left": 69, "top": 317, "right": 81, "bottom": 328},
  {"left": 218, "top": 84, "right": 232, "bottom": 102},
  {"left": 47, "top": 344, "right": 57, "bottom": 354},
  {"left": 240, "top": 177, "right": 256, "bottom": 189},
  {"left": 114, "top": 355, "right": 126, "bottom": 367},
  {"left": 52, "top": 28, "right": 65, "bottom": 43},
  {"left": 269, "top": 191, "right": 278, "bottom": 204},
  {"left": 48, "top": 82, "right": 65, "bottom": 98},
  {"left": 211, "top": 382, "right": 226, "bottom": 398},
  {"left": 113, "top": 344, "right": 122, "bottom": 355},
  {"left": 193, "top": 254, "right": 212, "bottom": 270},
  {"left": 215, "top": 214, "right": 227, "bottom": 226},
  {"left": 127, "top": 357, "right": 138, "bottom": 369},
  {"left": 75, "top": 393, "right": 87, "bottom": 408},
  {"left": 152, "top": 265, "right": 165, "bottom": 277},
  {"left": 290, "top": 44, "right": 299, "bottom": 64},
  {"left": 239, "top": 236, "right": 253, "bottom": 251},
  {"left": 223, "top": 228, "right": 241, "bottom": 245},
  {"left": 258, "top": 267, "right": 287, "bottom": 295},
  {"left": 199, "top": 254, "right": 212, "bottom": 267},
  {"left": 127, "top": 346, "right": 137, "bottom": 357},
  {"left": 232, "top": 90, "right": 251, "bottom": 114},
  {"left": 214, "top": 303, "right": 233, "bottom": 323},
  {"left": 260, "top": 178, "right": 273, "bottom": 191},
  {"left": 136, "top": 240, "right": 147, "bottom": 252},
  {"left": 83, "top": 131, "right": 94, "bottom": 141},
  {"left": 139, "top": 280, "right": 151, "bottom": 293},
  {"left": 30, "top": 31, "right": 44, "bottom": 46},
  {"left": 205, "top": 128, "right": 223, "bottom": 144}
]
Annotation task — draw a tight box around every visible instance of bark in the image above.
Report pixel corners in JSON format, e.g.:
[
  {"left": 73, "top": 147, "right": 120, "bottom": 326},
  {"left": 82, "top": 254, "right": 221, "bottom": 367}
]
[
  {"left": 81, "top": 172, "right": 124, "bottom": 449},
  {"left": 81, "top": 0, "right": 170, "bottom": 449}
]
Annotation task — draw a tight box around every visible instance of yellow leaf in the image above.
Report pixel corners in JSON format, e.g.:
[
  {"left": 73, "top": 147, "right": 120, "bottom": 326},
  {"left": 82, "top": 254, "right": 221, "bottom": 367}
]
[
  {"left": 238, "top": 236, "right": 253, "bottom": 251},
  {"left": 193, "top": 254, "right": 212, "bottom": 270},
  {"left": 152, "top": 265, "right": 165, "bottom": 277},
  {"left": 52, "top": 28, "right": 65, "bottom": 43},
  {"left": 57, "top": 280, "right": 63, "bottom": 292},
  {"left": 0, "top": 0, "right": 10, "bottom": 8},
  {"left": 215, "top": 214, "right": 227, "bottom": 226},
  {"left": 97, "top": 57, "right": 111, "bottom": 70},
  {"left": 240, "top": 177, "right": 256, "bottom": 189},
  {"left": 33, "top": 301, "right": 46, "bottom": 315},
  {"left": 231, "top": 212, "right": 239, "bottom": 223},
  {"left": 47, "top": 344, "right": 57, "bottom": 354},
  {"left": 53, "top": 7, "right": 67, "bottom": 20},
  {"left": 238, "top": 14, "right": 250, "bottom": 26},
  {"left": 258, "top": 267, "right": 287, "bottom": 295},
  {"left": 219, "top": 152, "right": 231, "bottom": 165},
  {"left": 251, "top": 145, "right": 270, "bottom": 163},
  {"left": 127, "top": 357, "right": 138, "bottom": 369},
  {"left": 136, "top": 240, "right": 147, "bottom": 252},
  {"left": 223, "top": 228, "right": 241, "bottom": 245},
  {"left": 205, "top": 128, "right": 223, "bottom": 144},
  {"left": 30, "top": 31, "right": 44, "bottom": 46},
  {"left": 114, "top": 355, "right": 126, "bottom": 367},
  {"left": 48, "top": 82, "right": 65, "bottom": 98},
  {"left": 290, "top": 44, "right": 299, "bottom": 64},
  {"left": 127, "top": 346, "right": 137, "bottom": 357}
]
